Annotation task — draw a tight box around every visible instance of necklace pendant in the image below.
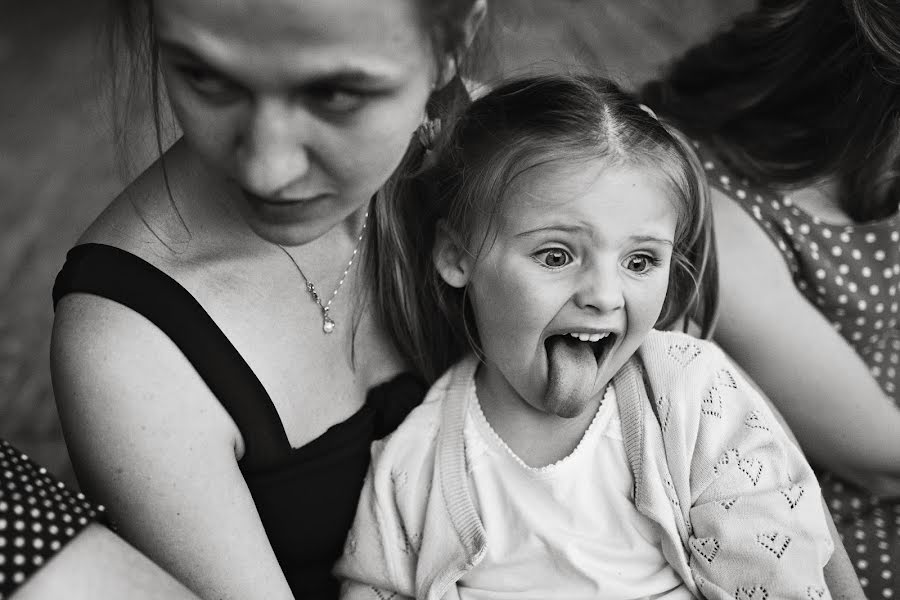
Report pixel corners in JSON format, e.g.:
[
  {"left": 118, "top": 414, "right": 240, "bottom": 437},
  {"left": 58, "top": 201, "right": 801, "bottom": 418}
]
[{"left": 322, "top": 314, "right": 336, "bottom": 334}]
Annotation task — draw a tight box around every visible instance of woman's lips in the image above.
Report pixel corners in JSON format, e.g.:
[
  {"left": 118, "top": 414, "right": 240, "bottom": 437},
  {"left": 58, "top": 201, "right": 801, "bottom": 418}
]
[{"left": 240, "top": 189, "right": 330, "bottom": 224}]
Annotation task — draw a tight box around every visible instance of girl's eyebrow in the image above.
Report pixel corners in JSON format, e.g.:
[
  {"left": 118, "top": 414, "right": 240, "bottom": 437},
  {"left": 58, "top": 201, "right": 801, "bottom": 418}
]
[
  {"left": 156, "top": 39, "right": 395, "bottom": 87},
  {"left": 513, "top": 224, "right": 587, "bottom": 238},
  {"left": 629, "top": 235, "right": 674, "bottom": 246},
  {"left": 514, "top": 226, "right": 673, "bottom": 246}
]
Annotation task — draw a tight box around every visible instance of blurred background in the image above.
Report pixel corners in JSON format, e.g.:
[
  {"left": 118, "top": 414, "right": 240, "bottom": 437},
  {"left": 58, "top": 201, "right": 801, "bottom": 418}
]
[{"left": 0, "top": 0, "right": 753, "bottom": 486}]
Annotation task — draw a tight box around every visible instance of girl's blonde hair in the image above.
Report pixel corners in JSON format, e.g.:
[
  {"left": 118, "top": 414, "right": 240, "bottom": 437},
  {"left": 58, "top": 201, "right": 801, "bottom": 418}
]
[{"left": 374, "top": 74, "right": 718, "bottom": 383}]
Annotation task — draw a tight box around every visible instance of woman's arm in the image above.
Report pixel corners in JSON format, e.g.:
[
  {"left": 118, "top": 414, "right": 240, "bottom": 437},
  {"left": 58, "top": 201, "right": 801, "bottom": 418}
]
[
  {"left": 711, "top": 188, "right": 900, "bottom": 495},
  {"left": 12, "top": 524, "right": 200, "bottom": 600},
  {"left": 51, "top": 295, "right": 295, "bottom": 600}
]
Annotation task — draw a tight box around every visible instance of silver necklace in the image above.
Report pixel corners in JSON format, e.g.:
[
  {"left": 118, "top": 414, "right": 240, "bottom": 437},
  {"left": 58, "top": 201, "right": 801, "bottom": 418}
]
[{"left": 277, "top": 210, "right": 369, "bottom": 334}]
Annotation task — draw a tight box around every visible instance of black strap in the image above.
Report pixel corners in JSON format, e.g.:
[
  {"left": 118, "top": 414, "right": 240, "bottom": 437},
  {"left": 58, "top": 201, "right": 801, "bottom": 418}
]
[{"left": 52, "top": 243, "right": 291, "bottom": 469}]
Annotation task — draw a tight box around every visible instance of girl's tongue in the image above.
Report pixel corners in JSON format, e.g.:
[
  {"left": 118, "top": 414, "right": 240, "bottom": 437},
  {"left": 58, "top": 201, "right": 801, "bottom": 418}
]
[{"left": 544, "top": 335, "right": 600, "bottom": 417}]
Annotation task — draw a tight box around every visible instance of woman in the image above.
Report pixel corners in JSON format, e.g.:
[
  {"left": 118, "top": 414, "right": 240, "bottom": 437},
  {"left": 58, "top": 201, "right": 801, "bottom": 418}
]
[
  {"left": 49, "top": 0, "right": 485, "bottom": 598},
  {"left": 643, "top": 0, "right": 900, "bottom": 596}
]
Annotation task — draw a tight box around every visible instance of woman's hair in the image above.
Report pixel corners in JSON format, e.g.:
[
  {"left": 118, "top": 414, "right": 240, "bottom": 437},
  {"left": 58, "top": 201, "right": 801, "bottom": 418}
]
[
  {"left": 375, "top": 74, "right": 718, "bottom": 383},
  {"left": 642, "top": 0, "right": 900, "bottom": 223}
]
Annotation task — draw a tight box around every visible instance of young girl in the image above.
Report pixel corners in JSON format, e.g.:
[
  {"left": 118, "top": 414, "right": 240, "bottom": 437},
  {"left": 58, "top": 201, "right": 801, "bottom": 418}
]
[{"left": 335, "top": 75, "right": 834, "bottom": 599}]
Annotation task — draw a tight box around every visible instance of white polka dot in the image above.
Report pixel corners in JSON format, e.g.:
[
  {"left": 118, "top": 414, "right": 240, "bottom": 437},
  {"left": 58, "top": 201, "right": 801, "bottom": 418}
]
[
  {"left": 839, "top": 264, "right": 850, "bottom": 275},
  {"left": 881, "top": 569, "right": 892, "bottom": 579},
  {"left": 875, "top": 352, "right": 884, "bottom": 363},
  {"left": 882, "top": 554, "right": 892, "bottom": 564},
  {"left": 848, "top": 282, "right": 859, "bottom": 293},
  {"left": 885, "top": 268, "right": 895, "bottom": 279},
  {"left": 50, "top": 539, "right": 61, "bottom": 551},
  {"left": 866, "top": 232, "right": 878, "bottom": 243},
  {"left": 800, "top": 223, "right": 811, "bottom": 235},
  {"left": 852, "top": 331, "right": 864, "bottom": 341},
  {"left": 13, "top": 553, "right": 25, "bottom": 566},
  {"left": 857, "top": 316, "right": 867, "bottom": 326},
  {"left": 13, "top": 571, "right": 25, "bottom": 584},
  {"left": 894, "top": 264, "right": 900, "bottom": 275},
  {"left": 834, "top": 323, "right": 843, "bottom": 332},
  {"left": 836, "top": 275, "right": 845, "bottom": 286},
  {"left": 32, "top": 554, "right": 44, "bottom": 567},
  {"left": 883, "top": 588, "right": 894, "bottom": 598},
  {"left": 736, "top": 189, "right": 747, "bottom": 199},
  {"left": 863, "top": 267, "right": 873, "bottom": 278},
  {"left": 13, "top": 536, "right": 24, "bottom": 547},
  {"left": 817, "top": 286, "right": 827, "bottom": 295},
  {"left": 852, "top": 248, "right": 863, "bottom": 260},
  {"left": 860, "top": 299, "right": 868, "bottom": 310},
  {"left": 703, "top": 161, "right": 714, "bottom": 170},
  {"left": 839, "top": 294, "right": 849, "bottom": 304},
  {"left": 720, "top": 175, "right": 731, "bottom": 186},
  {"left": 840, "top": 231, "right": 851, "bottom": 243},
  {"left": 876, "top": 250, "right": 886, "bottom": 261},
  {"left": 876, "top": 303, "right": 885, "bottom": 313},
  {"left": 873, "top": 366, "right": 883, "bottom": 377},
  {"left": 33, "top": 537, "right": 43, "bottom": 549},
  {"left": 823, "top": 228, "right": 833, "bottom": 239},
  {"left": 816, "top": 269, "right": 827, "bottom": 280},
  {"left": 872, "top": 285, "right": 881, "bottom": 295}
]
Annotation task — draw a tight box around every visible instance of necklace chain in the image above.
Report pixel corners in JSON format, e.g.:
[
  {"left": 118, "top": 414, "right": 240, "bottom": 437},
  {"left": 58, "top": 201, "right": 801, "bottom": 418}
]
[{"left": 277, "top": 209, "right": 369, "bottom": 334}]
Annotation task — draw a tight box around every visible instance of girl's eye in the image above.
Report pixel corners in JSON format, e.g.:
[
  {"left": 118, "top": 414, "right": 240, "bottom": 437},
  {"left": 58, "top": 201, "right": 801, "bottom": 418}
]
[
  {"left": 534, "top": 248, "right": 573, "bottom": 268},
  {"left": 624, "top": 254, "right": 658, "bottom": 274}
]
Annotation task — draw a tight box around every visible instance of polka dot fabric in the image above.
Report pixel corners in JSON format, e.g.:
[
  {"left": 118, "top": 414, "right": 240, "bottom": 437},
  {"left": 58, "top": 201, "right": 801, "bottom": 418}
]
[
  {"left": 695, "top": 141, "right": 900, "bottom": 599},
  {"left": 0, "top": 439, "right": 104, "bottom": 599}
]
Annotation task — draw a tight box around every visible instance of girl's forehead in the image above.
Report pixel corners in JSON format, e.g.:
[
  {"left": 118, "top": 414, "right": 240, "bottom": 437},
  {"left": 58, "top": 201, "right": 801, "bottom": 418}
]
[
  {"left": 497, "top": 159, "right": 678, "bottom": 234},
  {"left": 154, "top": 0, "right": 432, "bottom": 81}
]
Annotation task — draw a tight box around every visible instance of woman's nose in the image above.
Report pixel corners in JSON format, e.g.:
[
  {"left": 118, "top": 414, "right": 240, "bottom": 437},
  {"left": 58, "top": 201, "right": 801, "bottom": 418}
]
[
  {"left": 236, "top": 99, "right": 310, "bottom": 196},
  {"left": 573, "top": 263, "right": 625, "bottom": 313}
]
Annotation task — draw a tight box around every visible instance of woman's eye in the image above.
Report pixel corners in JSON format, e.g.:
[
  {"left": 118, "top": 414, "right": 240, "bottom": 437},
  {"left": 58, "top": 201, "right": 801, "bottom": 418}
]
[
  {"left": 178, "top": 67, "right": 241, "bottom": 99},
  {"left": 308, "top": 88, "right": 366, "bottom": 114},
  {"left": 535, "top": 248, "right": 572, "bottom": 268},
  {"left": 624, "top": 254, "right": 657, "bottom": 273}
]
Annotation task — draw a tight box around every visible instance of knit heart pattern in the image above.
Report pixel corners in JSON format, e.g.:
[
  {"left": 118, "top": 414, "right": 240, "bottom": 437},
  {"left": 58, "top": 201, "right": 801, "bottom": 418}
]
[
  {"left": 738, "top": 457, "right": 764, "bottom": 486},
  {"left": 736, "top": 586, "right": 770, "bottom": 600},
  {"left": 714, "top": 448, "right": 741, "bottom": 475},
  {"left": 780, "top": 484, "right": 805, "bottom": 509},
  {"left": 702, "top": 386, "right": 724, "bottom": 418},
  {"left": 757, "top": 532, "right": 792, "bottom": 558},
  {"left": 721, "top": 497, "right": 739, "bottom": 510},
  {"left": 744, "top": 410, "right": 770, "bottom": 431},
  {"left": 807, "top": 586, "right": 826, "bottom": 599},
  {"left": 656, "top": 394, "right": 673, "bottom": 432},
  {"left": 667, "top": 342, "right": 701, "bottom": 366},
  {"left": 690, "top": 537, "right": 720, "bottom": 563}
]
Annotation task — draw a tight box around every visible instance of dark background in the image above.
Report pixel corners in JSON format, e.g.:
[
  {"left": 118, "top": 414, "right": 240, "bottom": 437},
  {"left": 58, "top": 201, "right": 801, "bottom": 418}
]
[{"left": 0, "top": 0, "right": 753, "bottom": 485}]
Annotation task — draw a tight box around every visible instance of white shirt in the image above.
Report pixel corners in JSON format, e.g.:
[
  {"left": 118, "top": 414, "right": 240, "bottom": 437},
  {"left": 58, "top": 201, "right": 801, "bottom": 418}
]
[{"left": 459, "top": 384, "right": 692, "bottom": 600}]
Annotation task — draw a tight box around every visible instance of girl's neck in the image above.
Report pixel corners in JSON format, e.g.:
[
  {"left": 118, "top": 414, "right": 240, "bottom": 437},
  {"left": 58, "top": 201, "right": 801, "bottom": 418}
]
[{"left": 474, "top": 363, "right": 604, "bottom": 469}]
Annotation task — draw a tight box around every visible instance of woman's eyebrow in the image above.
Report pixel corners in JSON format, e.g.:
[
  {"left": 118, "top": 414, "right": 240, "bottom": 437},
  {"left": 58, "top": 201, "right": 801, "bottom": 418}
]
[{"left": 156, "top": 38, "right": 396, "bottom": 87}]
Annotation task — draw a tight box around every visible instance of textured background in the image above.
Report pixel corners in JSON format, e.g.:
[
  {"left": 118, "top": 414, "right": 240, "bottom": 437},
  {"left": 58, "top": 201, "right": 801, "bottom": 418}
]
[{"left": 0, "top": 0, "right": 754, "bottom": 485}]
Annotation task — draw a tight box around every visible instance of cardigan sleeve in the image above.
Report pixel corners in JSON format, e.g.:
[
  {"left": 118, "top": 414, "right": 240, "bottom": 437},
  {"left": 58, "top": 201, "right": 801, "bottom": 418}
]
[{"left": 652, "top": 336, "right": 834, "bottom": 599}]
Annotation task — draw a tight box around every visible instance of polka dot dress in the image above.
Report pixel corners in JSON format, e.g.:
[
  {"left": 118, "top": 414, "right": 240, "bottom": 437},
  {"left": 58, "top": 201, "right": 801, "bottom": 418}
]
[
  {"left": 695, "top": 141, "right": 900, "bottom": 599},
  {"left": 0, "top": 439, "right": 104, "bottom": 599}
]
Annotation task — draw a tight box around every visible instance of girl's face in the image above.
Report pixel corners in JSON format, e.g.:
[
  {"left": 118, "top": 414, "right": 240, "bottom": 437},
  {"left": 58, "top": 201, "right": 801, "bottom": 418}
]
[
  {"left": 154, "top": 0, "right": 438, "bottom": 245},
  {"left": 454, "top": 160, "right": 678, "bottom": 418}
]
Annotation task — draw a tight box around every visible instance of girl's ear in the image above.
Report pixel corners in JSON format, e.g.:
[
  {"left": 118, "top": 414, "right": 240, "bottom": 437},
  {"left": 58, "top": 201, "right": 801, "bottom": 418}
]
[
  {"left": 433, "top": 221, "right": 474, "bottom": 288},
  {"left": 435, "top": 0, "right": 488, "bottom": 87}
]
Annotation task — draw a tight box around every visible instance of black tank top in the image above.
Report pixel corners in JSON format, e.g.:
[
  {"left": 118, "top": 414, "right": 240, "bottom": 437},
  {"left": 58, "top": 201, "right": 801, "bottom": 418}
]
[{"left": 52, "top": 243, "right": 426, "bottom": 599}]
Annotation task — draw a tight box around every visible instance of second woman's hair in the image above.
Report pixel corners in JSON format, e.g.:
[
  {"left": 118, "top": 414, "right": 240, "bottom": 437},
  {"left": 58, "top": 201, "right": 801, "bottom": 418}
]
[
  {"left": 642, "top": 0, "right": 900, "bottom": 223},
  {"left": 376, "top": 74, "right": 718, "bottom": 382}
]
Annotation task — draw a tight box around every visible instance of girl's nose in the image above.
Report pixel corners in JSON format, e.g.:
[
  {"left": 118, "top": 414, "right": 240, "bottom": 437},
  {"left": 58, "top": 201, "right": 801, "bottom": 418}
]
[
  {"left": 236, "top": 99, "right": 310, "bottom": 197},
  {"left": 573, "top": 263, "right": 625, "bottom": 313}
]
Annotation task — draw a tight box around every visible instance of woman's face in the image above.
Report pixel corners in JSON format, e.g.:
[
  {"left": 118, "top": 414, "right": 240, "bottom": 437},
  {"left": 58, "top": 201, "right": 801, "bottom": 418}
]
[{"left": 154, "top": 0, "right": 438, "bottom": 245}]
